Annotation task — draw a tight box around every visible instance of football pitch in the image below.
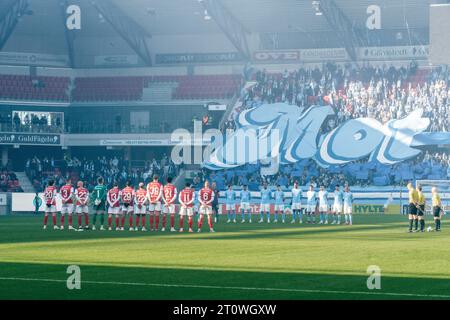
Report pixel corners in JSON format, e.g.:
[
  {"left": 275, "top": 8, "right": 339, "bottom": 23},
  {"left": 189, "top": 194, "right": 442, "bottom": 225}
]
[{"left": 0, "top": 214, "right": 449, "bottom": 300}]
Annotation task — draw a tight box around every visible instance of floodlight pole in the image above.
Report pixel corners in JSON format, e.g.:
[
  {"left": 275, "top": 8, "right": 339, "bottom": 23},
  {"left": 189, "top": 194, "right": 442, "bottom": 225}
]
[
  {"left": 200, "top": 0, "right": 251, "bottom": 61},
  {"left": 0, "top": 0, "right": 29, "bottom": 51},
  {"left": 317, "top": 0, "right": 367, "bottom": 61},
  {"left": 90, "top": 0, "right": 152, "bottom": 66}
]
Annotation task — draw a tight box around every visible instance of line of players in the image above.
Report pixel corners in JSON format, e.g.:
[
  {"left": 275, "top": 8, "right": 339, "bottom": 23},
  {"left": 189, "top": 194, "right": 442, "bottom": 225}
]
[
  {"left": 406, "top": 183, "right": 444, "bottom": 232},
  {"left": 224, "top": 182, "right": 354, "bottom": 225},
  {"left": 42, "top": 175, "right": 216, "bottom": 233}
]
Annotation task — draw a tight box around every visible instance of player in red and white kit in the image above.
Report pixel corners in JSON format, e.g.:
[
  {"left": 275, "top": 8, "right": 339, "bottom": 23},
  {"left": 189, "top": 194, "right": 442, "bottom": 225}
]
[
  {"left": 147, "top": 175, "right": 163, "bottom": 231},
  {"left": 107, "top": 183, "right": 122, "bottom": 231},
  {"left": 134, "top": 182, "right": 148, "bottom": 231},
  {"left": 74, "top": 181, "right": 89, "bottom": 230},
  {"left": 178, "top": 182, "right": 194, "bottom": 232},
  {"left": 198, "top": 180, "right": 215, "bottom": 233},
  {"left": 60, "top": 178, "right": 75, "bottom": 230},
  {"left": 162, "top": 177, "right": 177, "bottom": 232},
  {"left": 121, "top": 181, "right": 135, "bottom": 231},
  {"left": 43, "top": 180, "right": 58, "bottom": 230}
]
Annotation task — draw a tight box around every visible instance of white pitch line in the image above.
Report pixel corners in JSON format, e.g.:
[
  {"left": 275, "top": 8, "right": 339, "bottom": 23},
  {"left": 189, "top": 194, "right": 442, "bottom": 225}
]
[{"left": 0, "top": 276, "right": 449, "bottom": 299}]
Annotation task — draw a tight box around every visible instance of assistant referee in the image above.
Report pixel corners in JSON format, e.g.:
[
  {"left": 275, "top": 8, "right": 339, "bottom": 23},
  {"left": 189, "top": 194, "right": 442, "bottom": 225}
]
[{"left": 407, "top": 182, "right": 419, "bottom": 233}]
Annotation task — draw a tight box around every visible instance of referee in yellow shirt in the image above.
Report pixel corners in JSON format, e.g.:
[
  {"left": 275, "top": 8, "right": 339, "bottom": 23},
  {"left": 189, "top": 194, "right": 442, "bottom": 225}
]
[
  {"left": 432, "top": 187, "right": 443, "bottom": 232},
  {"left": 407, "top": 182, "right": 419, "bottom": 233},
  {"left": 416, "top": 185, "right": 426, "bottom": 232}
]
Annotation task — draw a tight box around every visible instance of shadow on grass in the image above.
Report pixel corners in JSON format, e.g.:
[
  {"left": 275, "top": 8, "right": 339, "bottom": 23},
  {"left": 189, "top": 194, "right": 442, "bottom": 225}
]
[{"left": 0, "top": 261, "right": 449, "bottom": 300}]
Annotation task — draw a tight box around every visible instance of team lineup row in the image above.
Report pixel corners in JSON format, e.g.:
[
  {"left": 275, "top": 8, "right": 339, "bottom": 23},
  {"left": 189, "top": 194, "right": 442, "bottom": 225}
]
[{"left": 41, "top": 176, "right": 359, "bottom": 232}]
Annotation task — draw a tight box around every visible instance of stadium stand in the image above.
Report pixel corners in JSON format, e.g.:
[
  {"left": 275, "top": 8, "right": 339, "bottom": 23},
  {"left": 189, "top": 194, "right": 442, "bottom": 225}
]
[
  {"left": 0, "top": 169, "right": 22, "bottom": 192},
  {"left": 25, "top": 155, "right": 179, "bottom": 192},
  {"left": 208, "top": 62, "right": 450, "bottom": 189},
  {"left": 0, "top": 74, "right": 69, "bottom": 102},
  {"left": 72, "top": 74, "right": 242, "bottom": 102}
]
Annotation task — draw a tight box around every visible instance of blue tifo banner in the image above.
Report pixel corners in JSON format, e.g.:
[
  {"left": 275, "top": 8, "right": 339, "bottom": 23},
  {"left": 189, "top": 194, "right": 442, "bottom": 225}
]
[{"left": 202, "top": 103, "right": 450, "bottom": 169}]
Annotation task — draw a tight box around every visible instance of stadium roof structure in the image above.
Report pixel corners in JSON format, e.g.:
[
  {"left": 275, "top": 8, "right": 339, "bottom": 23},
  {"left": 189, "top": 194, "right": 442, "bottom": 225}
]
[{"left": 0, "top": 0, "right": 441, "bottom": 67}]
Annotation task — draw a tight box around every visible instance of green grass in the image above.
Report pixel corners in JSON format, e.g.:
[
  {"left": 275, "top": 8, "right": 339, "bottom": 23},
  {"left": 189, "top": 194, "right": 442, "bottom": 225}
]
[{"left": 0, "top": 214, "right": 449, "bottom": 300}]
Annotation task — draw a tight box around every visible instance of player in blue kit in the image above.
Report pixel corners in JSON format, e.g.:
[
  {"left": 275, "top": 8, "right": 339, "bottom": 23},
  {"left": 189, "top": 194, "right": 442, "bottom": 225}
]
[
  {"left": 239, "top": 185, "right": 252, "bottom": 223},
  {"left": 225, "top": 185, "right": 236, "bottom": 223},
  {"left": 259, "top": 183, "right": 272, "bottom": 223},
  {"left": 343, "top": 185, "right": 353, "bottom": 225},
  {"left": 306, "top": 185, "right": 317, "bottom": 224},
  {"left": 332, "top": 185, "right": 344, "bottom": 225},
  {"left": 291, "top": 181, "right": 302, "bottom": 224},
  {"left": 274, "top": 185, "right": 285, "bottom": 223},
  {"left": 318, "top": 186, "right": 329, "bottom": 224}
]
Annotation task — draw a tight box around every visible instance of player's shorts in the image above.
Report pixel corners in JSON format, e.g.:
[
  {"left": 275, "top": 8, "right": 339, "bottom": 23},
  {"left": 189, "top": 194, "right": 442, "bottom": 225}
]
[
  {"left": 93, "top": 201, "right": 106, "bottom": 212},
  {"left": 108, "top": 207, "right": 121, "bottom": 215},
  {"left": 45, "top": 204, "right": 57, "bottom": 213},
  {"left": 179, "top": 206, "right": 193, "bottom": 216},
  {"left": 260, "top": 203, "right": 270, "bottom": 212},
  {"left": 409, "top": 203, "right": 417, "bottom": 215},
  {"left": 134, "top": 204, "right": 147, "bottom": 215},
  {"left": 333, "top": 203, "right": 342, "bottom": 213},
  {"left": 148, "top": 201, "right": 161, "bottom": 212},
  {"left": 199, "top": 205, "right": 213, "bottom": 215},
  {"left": 319, "top": 204, "right": 328, "bottom": 212},
  {"left": 240, "top": 202, "right": 250, "bottom": 211},
  {"left": 60, "top": 203, "right": 74, "bottom": 215},
  {"left": 306, "top": 204, "right": 316, "bottom": 212},
  {"left": 343, "top": 203, "right": 352, "bottom": 214},
  {"left": 225, "top": 204, "right": 235, "bottom": 211},
  {"left": 76, "top": 205, "right": 89, "bottom": 214},
  {"left": 162, "top": 203, "right": 176, "bottom": 214},
  {"left": 417, "top": 204, "right": 425, "bottom": 217},
  {"left": 291, "top": 203, "right": 301, "bottom": 210},
  {"left": 274, "top": 204, "right": 284, "bottom": 211},
  {"left": 433, "top": 206, "right": 441, "bottom": 218},
  {"left": 121, "top": 203, "right": 134, "bottom": 214}
]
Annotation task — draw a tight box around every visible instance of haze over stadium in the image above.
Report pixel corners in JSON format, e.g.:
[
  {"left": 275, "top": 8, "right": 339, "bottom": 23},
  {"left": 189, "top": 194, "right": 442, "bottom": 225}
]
[{"left": 0, "top": 0, "right": 449, "bottom": 303}]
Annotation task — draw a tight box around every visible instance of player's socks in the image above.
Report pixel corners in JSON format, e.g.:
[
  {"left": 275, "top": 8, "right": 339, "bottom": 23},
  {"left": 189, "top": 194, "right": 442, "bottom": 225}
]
[
  {"left": 227, "top": 211, "right": 231, "bottom": 221},
  {"left": 282, "top": 212, "right": 286, "bottom": 221},
  {"left": 155, "top": 215, "right": 160, "bottom": 230},
  {"left": 115, "top": 216, "right": 120, "bottom": 228},
  {"left": 266, "top": 212, "right": 270, "bottom": 221},
  {"left": 162, "top": 215, "right": 167, "bottom": 229},
  {"left": 208, "top": 216, "right": 213, "bottom": 229},
  {"left": 260, "top": 212, "right": 264, "bottom": 221},
  {"left": 78, "top": 215, "right": 82, "bottom": 227},
  {"left": 142, "top": 215, "right": 146, "bottom": 228},
  {"left": 409, "top": 219, "right": 413, "bottom": 231},
  {"left": 298, "top": 210, "right": 303, "bottom": 222},
  {"left": 150, "top": 215, "right": 154, "bottom": 230},
  {"left": 437, "top": 220, "right": 441, "bottom": 230},
  {"left": 188, "top": 216, "right": 193, "bottom": 229},
  {"left": 129, "top": 215, "right": 133, "bottom": 228},
  {"left": 414, "top": 219, "right": 418, "bottom": 230},
  {"left": 241, "top": 210, "right": 245, "bottom": 221},
  {"left": 135, "top": 216, "right": 140, "bottom": 227},
  {"left": 233, "top": 211, "right": 236, "bottom": 221},
  {"left": 337, "top": 214, "right": 341, "bottom": 224},
  {"left": 274, "top": 212, "right": 278, "bottom": 221},
  {"left": 100, "top": 213, "right": 105, "bottom": 226},
  {"left": 93, "top": 213, "right": 97, "bottom": 226},
  {"left": 248, "top": 211, "right": 252, "bottom": 221},
  {"left": 170, "top": 215, "right": 175, "bottom": 228},
  {"left": 344, "top": 215, "right": 348, "bottom": 223},
  {"left": 349, "top": 215, "right": 352, "bottom": 224},
  {"left": 292, "top": 210, "right": 297, "bottom": 220},
  {"left": 420, "top": 219, "right": 425, "bottom": 231},
  {"left": 84, "top": 214, "right": 89, "bottom": 226},
  {"left": 44, "top": 214, "right": 49, "bottom": 226},
  {"left": 68, "top": 214, "right": 73, "bottom": 227},
  {"left": 108, "top": 215, "right": 112, "bottom": 228},
  {"left": 60, "top": 215, "right": 65, "bottom": 227},
  {"left": 179, "top": 216, "right": 184, "bottom": 229}
]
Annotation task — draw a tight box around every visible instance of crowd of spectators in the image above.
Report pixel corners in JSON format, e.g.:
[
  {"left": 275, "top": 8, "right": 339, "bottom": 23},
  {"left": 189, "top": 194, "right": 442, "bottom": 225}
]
[
  {"left": 207, "top": 62, "right": 450, "bottom": 189},
  {"left": 0, "top": 169, "right": 22, "bottom": 192},
  {"left": 26, "top": 154, "right": 179, "bottom": 192}
]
